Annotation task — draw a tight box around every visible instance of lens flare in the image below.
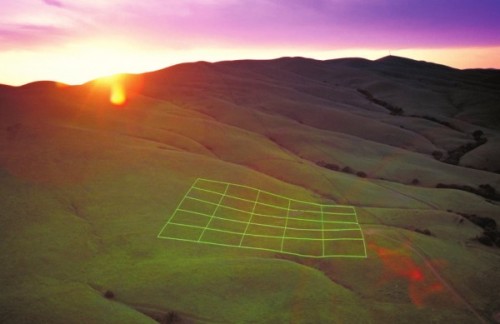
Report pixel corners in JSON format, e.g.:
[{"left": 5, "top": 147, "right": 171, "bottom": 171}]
[
  {"left": 93, "top": 73, "right": 143, "bottom": 107},
  {"left": 110, "top": 82, "right": 126, "bottom": 106}
]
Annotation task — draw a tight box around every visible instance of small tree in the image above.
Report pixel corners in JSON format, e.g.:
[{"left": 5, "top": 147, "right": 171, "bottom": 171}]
[
  {"left": 356, "top": 171, "right": 367, "bottom": 178},
  {"left": 103, "top": 290, "right": 114, "bottom": 299},
  {"left": 472, "top": 130, "right": 484, "bottom": 141},
  {"left": 161, "top": 311, "right": 181, "bottom": 324},
  {"left": 342, "top": 166, "right": 353, "bottom": 174},
  {"left": 432, "top": 151, "right": 443, "bottom": 160}
]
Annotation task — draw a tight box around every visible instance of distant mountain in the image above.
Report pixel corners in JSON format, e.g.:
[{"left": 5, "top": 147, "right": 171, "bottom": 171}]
[{"left": 1, "top": 56, "right": 500, "bottom": 323}]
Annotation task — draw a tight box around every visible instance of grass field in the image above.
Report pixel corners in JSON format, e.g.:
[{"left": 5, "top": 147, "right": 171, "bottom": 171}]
[
  {"left": 158, "top": 178, "right": 367, "bottom": 258},
  {"left": 2, "top": 57, "right": 500, "bottom": 323}
]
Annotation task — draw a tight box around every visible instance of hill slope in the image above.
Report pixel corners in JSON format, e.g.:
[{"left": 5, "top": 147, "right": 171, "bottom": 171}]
[{"left": 1, "top": 56, "right": 500, "bottom": 323}]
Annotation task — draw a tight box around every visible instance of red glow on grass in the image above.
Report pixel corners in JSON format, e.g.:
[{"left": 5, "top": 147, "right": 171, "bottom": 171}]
[
  {"left": 370, "top": 242, "right": 446, "bottom": 307},
  {"left": 409, "top": 268, "right": 424, "bottom": 282}
]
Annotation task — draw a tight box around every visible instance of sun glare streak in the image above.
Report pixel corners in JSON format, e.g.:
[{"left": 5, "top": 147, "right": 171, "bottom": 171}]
[
  {"left": 94, "top": 73, "right": 143, "bottom": 107},
  {"left": 110, "top": 82, "right": 126, "bottom": 106}
]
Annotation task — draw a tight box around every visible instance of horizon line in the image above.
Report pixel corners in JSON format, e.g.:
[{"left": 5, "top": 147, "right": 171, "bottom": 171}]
[{"left": 2, "top": 53, "right": 499, "bottom": 88}]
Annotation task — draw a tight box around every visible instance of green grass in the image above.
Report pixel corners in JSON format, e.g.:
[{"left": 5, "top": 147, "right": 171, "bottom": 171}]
[{"left": 158, "top": 178, "right": 367, "bottom": 258}]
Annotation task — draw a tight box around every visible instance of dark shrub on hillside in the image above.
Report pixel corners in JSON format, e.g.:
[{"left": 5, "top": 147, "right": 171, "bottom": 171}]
[
  {"left": 161, "top": 311, "right": 181, "bottom": 324},
  {"left": 356, "top": 171, "right": 367, "bottom": 178},
  {"left": 357, "top": 88, "right": 404, "bottom": 115},
  {"left": 103, "top": 290, "right": 115, "bottom": 299},
  {"left": 477, "top": 229, "right": 500, "bottom": 247},
  {"left": 411, "top": 178, "right": 420, "bottom": 185},
  {"left": 342, "top": 166, "right": 353, "bottom": 174},
  {"left": 483, "top": 230, "right": 500, "bottom": 247},
  {"left": 432, "top": 151, "right": 443, "bottom": 160},
  {"left": 443, "top": 138, "right": 487, "bottom": 165},
  {"left": 415, "top": 228, "right": 432, "bottom": 236},
  {"left": 476, "top": 137, "right": 487, "bottom": 145},
  {"left": 478, "top": 184, "right": 496, "bottom": 199},
  {"left": 462, "top": 214, "right": 497, "bottom": 231},
  {"left": 324, "top": 163, "right": 340, "bottom": 171},
  {"left": 418, "top": 115, "right": 458, "bottom": 131},
  {"left": 389, "top": 107, "right": 404, "bottom": 116},
  {"left": 477, "top": 234, "right": 494, "bottom": 246},
  {"left": 457, "top": 212, "right": 500, "bottom": 248},
  {"left": 316, "top": 161, "right": 340, "bottom": 171},
  {"left": 472, "top": 130, "right": 484, "bottom": 141}
]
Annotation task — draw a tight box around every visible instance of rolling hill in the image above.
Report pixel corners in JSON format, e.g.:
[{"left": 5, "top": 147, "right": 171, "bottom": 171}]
[{"left": 1, "top": 56, "right": 499, "bottom": 323}]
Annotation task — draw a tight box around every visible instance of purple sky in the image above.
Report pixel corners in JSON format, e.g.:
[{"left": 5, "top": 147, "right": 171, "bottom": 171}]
[{"left": 1, "top": 0, "right": 499, "bottom": 85}]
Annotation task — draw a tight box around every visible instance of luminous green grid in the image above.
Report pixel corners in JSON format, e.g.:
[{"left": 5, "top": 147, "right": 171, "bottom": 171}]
[{"left": 157, "top": 178, "right": 367, "bottom": 258}]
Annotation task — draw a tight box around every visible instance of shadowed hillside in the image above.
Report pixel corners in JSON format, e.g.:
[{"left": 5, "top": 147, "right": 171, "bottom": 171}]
[{"left": 1, "top": 56, "right": 500, "bottom": 323}]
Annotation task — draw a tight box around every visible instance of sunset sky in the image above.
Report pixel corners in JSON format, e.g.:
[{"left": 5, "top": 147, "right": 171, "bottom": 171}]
[{"left": 1, "top": 0, "right": 499, "bottom": 86}]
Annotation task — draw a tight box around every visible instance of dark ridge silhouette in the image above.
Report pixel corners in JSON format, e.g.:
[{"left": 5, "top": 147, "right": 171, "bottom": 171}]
[
  {"left": 18, "top": 80, "right": 66, "bottom": 89},
  {"left": 376, "top": 55, "right": 453, "bottom": 69}
]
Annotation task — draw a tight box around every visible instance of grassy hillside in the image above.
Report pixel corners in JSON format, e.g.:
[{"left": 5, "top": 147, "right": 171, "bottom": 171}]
[{"left": 1, "top": 56, "right": 499, "bottom": 323}]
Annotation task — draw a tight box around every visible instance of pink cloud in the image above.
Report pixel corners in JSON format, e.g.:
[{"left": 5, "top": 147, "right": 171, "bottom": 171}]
[
  {"left": 2, "top": 0, "right": 499, "bottom": 51},
  {"left": 0, "top": 24, "right": 71, "bottom": 49},
  {"left": 42, "top": 0, "right": 64, "bottom": 8}
]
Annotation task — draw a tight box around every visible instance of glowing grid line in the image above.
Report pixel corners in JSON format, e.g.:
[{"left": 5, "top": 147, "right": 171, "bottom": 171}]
[
  {"left": 321, "top": 205, "right": 325, "bottom": 257},
  {"left": 240, "top": 190, "right": 260, "bottom": 246},
  {"left": 158, "top": 178, "right": 367, "bottom": 258},
  {"left": 281, "top": 200, "right": 291, "bottom": 252},
  {"left": 198, "top": 183, "right": 229, "bottom": 242},
  {"left": 156, "top": 184, "right": 196, "bottom": 237}
]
